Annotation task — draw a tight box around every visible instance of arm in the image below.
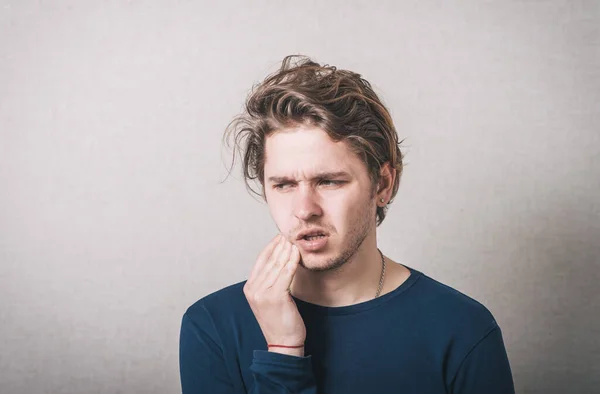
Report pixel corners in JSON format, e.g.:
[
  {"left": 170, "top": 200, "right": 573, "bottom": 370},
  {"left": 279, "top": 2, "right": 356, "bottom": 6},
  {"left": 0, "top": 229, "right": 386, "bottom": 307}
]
[
  {"left": 179, "top": 309, "right": 318, "bottom": 394},
  {"left": 180, "top": 235, "right": 318, "bottom": 393},
  {"left": 449, "top": 324, "right": 515, "bottom": 394},
  {"left": 250, "top": 350, "right": 317, "bottom": 393},
  {"left": 244, "top": 234, "right": 318, "bottom": 393},
  {"left": 179, "top": 309, "right": 234, "bottom": 393}
]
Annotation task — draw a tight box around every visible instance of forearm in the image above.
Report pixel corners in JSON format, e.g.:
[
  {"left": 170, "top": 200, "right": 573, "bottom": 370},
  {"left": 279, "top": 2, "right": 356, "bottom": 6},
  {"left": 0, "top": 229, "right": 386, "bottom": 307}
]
[{"left": 250, "top": 350, "right": 317, "bottom": 394}]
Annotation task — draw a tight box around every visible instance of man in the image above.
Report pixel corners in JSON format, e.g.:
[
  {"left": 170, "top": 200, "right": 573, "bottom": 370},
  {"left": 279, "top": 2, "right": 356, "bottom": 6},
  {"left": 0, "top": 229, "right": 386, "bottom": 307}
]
[{"left": 179, "top": 55, "right": 515, "bottom": 393}]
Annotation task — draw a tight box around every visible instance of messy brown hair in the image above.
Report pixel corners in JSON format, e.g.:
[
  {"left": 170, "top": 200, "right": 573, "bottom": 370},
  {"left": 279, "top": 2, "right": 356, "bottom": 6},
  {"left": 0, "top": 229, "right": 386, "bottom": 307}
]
[{"left": 223, "top": 55, "right": 405, "bottom": 226}]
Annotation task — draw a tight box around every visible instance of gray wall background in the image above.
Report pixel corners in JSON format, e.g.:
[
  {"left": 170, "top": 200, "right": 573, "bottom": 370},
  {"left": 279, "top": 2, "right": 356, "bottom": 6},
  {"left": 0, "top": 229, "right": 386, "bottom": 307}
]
[{"left": 1, "top": 1, "right": 598, "bottom": 393}]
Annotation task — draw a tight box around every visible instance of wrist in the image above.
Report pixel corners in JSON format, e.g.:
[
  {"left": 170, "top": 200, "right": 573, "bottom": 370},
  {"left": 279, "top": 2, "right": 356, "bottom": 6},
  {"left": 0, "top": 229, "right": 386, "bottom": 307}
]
[{"left": 267, "top": 344, "right": 305, "bottom": 357}]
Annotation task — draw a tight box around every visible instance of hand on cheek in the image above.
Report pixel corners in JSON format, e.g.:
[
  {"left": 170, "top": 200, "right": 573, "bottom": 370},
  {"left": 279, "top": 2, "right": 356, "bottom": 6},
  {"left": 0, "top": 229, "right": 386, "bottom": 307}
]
[{"left": 243, "top": 234, "right": 305, "bottom": 356}]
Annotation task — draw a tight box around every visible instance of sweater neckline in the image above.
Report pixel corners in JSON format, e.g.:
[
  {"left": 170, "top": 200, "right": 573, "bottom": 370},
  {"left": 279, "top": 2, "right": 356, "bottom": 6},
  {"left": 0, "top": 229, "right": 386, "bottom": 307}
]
[{"left": 290, "top": 264, "right": 422, "bottom": 316}]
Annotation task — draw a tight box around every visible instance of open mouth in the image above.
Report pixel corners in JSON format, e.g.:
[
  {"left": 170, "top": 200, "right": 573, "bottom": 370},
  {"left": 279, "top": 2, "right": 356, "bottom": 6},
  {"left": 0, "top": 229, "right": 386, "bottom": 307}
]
[
  {"left": 303, "top": 234, "right": 326, "bottom": 241},
  {"left": 297, "top": 232, "right": 329, "bottom": 252}
]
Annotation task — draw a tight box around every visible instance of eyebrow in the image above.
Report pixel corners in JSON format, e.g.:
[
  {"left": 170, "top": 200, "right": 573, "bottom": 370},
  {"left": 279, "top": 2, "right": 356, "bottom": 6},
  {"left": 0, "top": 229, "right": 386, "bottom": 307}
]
[{"left": 267, "top": 171, "right": 352, "bottom": 184}]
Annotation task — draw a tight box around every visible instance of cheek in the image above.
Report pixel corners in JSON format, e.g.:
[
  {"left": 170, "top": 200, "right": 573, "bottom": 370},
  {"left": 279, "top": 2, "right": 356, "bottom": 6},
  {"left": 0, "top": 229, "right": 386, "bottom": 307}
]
[
  {"left": 267, "top": 196, "right": 293, "bottom": 232},
  {"left": 338, "top": 193, "right": 375, "bottom": 227},
  {"left": 326, "top": 196, "right": 361, "bottom": 230}
]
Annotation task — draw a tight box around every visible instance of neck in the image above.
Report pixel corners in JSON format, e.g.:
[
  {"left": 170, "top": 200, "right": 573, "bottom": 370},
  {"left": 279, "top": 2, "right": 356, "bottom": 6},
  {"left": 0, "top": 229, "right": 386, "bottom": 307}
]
[{"left": 289, "top": 232, "right": 384, "bottom": 307}]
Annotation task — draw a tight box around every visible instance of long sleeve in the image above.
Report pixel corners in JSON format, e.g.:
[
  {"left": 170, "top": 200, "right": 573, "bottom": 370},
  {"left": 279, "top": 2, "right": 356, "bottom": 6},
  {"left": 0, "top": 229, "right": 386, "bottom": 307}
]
[
  {"left": 250, "top": 350, "right": 317, "bottom": 393},
  {"left": 179, "top": 308, "right": 318, "bottom": 394},
  {"left": 179, "top": 310, "right": 234, "bottom": 393},
  {"left": 449, "top": 324, "right": 515, "bottom": 394}
]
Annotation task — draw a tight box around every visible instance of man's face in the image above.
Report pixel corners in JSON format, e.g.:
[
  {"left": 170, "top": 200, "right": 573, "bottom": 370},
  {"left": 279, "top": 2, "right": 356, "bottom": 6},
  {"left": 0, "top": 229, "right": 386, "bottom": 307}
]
[{"left": 263, "top": 126, "right": 378, "bottom": 272}]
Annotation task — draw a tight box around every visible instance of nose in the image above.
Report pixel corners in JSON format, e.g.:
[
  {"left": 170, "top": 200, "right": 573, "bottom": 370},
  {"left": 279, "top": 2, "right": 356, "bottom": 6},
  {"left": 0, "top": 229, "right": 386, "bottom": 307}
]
[{"left": 292, "top": 185, "right": 323, "bottom": 221}]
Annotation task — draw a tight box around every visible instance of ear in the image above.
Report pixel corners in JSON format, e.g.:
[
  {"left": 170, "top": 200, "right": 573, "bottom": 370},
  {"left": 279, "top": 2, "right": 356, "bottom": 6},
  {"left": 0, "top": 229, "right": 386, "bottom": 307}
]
[{"left": 376, "top": 162, "right": 396, "bottom": 206}]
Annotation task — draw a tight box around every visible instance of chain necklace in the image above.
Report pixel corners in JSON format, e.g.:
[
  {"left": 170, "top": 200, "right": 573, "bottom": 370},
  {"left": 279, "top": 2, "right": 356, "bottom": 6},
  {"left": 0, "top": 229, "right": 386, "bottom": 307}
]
[
  {"left": 375, "top": 249, "right": 386, "bottom": 298},
  {"left": 289, "top": 249, "right": 386, "bottom": 299}
]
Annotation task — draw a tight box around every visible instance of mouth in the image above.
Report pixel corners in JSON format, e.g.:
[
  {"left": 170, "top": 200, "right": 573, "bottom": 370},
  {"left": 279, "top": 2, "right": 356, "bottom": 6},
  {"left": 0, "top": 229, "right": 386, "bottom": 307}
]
[
  {"left": 296, "top": 229, "right": 329, "bottom": 241},
  {"left": 296, "top": 229, "right": 330, "bottom": 252},
  {"left": 302, "top": 234, "right": 326, "bottom": 241}
]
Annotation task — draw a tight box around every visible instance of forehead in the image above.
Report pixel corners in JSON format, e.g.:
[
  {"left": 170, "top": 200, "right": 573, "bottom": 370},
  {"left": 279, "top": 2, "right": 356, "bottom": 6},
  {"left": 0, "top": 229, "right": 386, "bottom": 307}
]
[{"left": 264, "top": 127, "right": 364, "bottom": 179}]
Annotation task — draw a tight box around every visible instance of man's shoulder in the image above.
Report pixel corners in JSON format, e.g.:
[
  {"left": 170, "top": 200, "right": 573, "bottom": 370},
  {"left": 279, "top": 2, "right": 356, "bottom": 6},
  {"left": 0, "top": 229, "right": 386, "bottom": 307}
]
[
  {"left": 410, "top": 269, "right": 499, "bottom": 334},
  {"left": 184, "top": 280, "right": 250, "bottom": 323}
]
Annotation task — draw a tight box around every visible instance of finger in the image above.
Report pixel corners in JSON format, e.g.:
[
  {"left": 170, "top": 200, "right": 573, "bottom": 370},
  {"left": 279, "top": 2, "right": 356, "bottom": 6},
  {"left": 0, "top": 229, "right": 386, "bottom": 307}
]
[
  {"left": 258, "top": 238, "right": 293, "bottom": 289},
  {"left": 253, "top": 235, "right": 286, "bottom": 284},
  {"left": 273, "top": 244, "right": 301, "bottom": 293},
  {"left": 248, "top": 234, "right": 283, "bottom": 284}
]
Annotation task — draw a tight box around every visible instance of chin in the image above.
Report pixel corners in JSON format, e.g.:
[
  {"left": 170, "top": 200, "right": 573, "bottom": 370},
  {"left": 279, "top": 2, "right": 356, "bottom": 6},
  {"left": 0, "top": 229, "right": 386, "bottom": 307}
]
[{"left": 299, "top": 252, "right": 345, "bottom": 273}]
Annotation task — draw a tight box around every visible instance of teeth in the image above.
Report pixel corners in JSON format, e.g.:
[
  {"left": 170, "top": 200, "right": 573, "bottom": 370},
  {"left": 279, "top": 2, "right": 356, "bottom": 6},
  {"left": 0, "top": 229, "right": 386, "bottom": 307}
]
[{"left": 305, "top": 235, "right": 325, "bottom": 241}]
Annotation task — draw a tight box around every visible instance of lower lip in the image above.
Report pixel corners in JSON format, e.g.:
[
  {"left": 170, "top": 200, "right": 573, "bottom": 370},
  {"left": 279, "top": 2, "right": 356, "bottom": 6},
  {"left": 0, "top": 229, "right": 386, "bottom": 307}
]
[{"left": 297, "top": 236, "right": 328, "bottom": 252}]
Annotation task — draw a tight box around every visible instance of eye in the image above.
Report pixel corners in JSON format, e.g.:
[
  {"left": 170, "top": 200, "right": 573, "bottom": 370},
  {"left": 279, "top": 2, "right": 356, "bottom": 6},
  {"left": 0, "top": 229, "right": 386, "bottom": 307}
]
[
  {"left": 319, "top": 180, "right": 344, "bottom": 187},
  {"left": 273, "top": 183, "right": 292, "bottom": 190}
]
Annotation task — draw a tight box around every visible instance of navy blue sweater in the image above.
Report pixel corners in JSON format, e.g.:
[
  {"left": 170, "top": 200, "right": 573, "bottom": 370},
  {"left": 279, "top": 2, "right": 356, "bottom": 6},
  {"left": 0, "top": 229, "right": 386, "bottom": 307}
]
[{"left": 179, "top": 265, "right": 515, "bottom": 393}]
